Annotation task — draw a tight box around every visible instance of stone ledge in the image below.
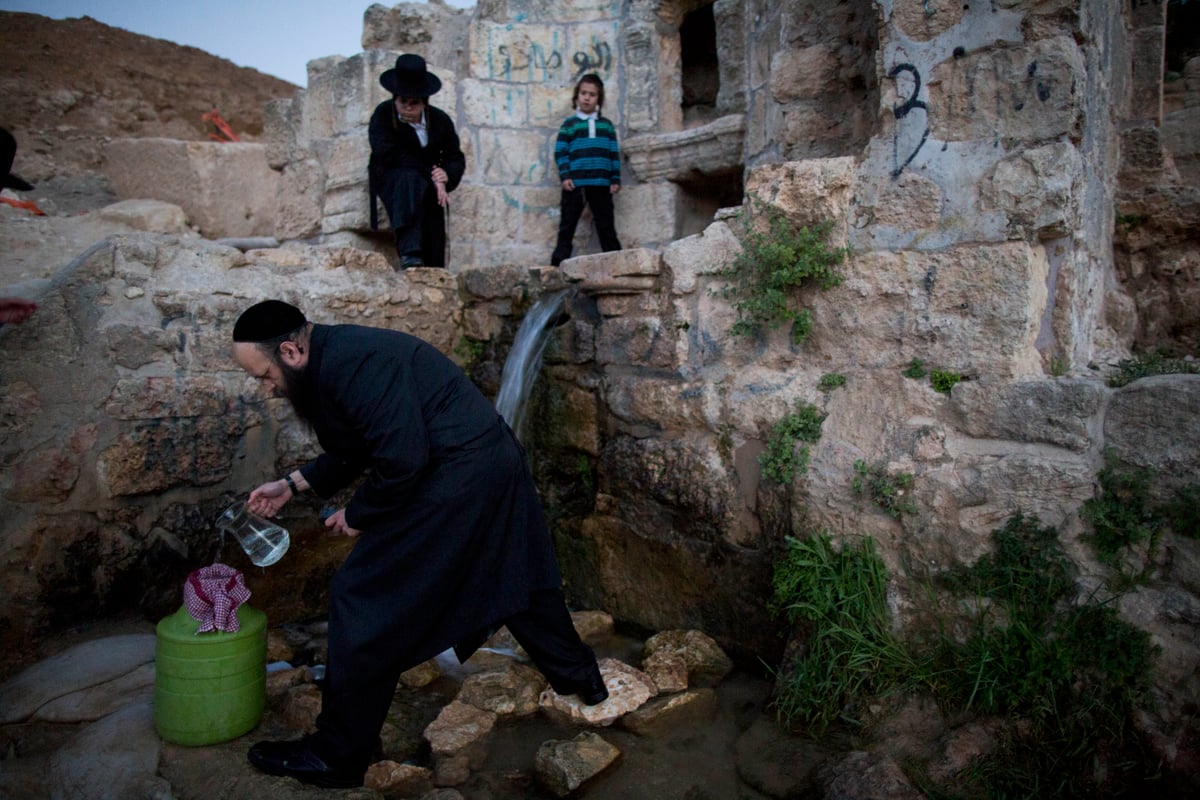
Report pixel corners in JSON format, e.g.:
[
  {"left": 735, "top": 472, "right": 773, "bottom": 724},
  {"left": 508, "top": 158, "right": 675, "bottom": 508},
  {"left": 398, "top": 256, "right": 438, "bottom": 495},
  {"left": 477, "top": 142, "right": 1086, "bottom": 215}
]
[{"left": 623, "top": 115, "right": 746, "bottom": 183}]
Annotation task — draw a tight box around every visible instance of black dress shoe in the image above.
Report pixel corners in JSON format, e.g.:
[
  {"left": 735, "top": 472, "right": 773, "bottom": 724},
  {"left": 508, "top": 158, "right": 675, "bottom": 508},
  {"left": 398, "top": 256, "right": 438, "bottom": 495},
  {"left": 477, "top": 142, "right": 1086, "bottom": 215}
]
[
  {"left": 248, "top": 738, "right": 364, "bottom": 789},
  {"left": 575, "top": 664, "right": 609, "bottom": 706}
]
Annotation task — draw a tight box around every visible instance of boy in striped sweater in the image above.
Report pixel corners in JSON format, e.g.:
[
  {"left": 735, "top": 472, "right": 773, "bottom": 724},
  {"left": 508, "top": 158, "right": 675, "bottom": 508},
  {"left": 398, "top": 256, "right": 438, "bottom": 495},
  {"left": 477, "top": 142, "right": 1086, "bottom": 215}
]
[{"left": 550, "top": 73, "right": 623, "bottom": 266}]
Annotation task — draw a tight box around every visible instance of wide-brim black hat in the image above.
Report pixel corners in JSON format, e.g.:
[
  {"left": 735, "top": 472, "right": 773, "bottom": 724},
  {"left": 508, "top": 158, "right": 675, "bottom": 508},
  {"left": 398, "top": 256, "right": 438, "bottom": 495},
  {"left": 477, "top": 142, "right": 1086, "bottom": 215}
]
[
  {"left": 379, "top": 53, "right": 442, "bottom": 98},
  {"left": 1, "top": 128, "right": 34, "bottom": 192}
]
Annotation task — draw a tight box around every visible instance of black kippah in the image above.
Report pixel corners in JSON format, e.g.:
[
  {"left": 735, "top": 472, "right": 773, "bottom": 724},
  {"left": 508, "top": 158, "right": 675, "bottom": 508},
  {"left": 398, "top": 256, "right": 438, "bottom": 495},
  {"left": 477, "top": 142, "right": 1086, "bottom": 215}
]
[{"left": 232, "top": 300, "right": 307, "bottom": 342}]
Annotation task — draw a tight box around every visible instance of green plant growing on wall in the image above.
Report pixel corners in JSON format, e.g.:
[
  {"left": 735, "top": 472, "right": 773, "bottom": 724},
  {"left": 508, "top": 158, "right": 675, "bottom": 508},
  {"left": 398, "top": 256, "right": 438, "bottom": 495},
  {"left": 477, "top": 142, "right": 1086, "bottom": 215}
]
[
  {"left": 929, "top": 368, "right": 963, "bottom": 394},
  {"left": 770, "top": 532, "right": 919, "bottom": 735},
  {"left": 770, "top": 516, "right": 1162, "bottom": 794},
  {"left": 760, "top": 401, "right": 826, "bottom": 484},
  {"left": 903, "top": 358, "right": 928, "bottom": 379},
  {"left": 718, "top": 198, "right": 846, "bottom": 345},
  {"left": 818, "top": 373, "right": 846, "bottom": 391},
  {"left": 453, "top": 336, "right": 485, "bottom": 374},
  {"left": 930, "top": 515, "right": 1159, "bottom": 798},
  {"left": 1107, "top": 352, "right": 1199, "bottom": 387},
  {"left": 1080, "top": 450, "right": 1200, "bottom": 586},
  {"left": 852, "top": 459, "right": 916, "bottom": 518},
  {"left": 1163, "top": 483, "right": 1200, "bottom": 539}
]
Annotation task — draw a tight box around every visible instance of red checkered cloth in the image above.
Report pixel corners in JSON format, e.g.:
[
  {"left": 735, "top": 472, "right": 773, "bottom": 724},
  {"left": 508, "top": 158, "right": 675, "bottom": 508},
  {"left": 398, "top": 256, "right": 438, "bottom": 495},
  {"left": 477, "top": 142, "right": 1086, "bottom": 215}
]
[{"left": 183, "top": 563, "right": 251, "bottom": 633}]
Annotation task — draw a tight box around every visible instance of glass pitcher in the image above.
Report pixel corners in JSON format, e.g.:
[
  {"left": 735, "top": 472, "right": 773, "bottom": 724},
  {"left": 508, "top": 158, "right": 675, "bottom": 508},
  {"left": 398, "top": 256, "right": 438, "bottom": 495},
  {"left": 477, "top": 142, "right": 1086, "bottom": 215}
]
[{"left": 217, "top": 501, "right": 290, "bottom": 567}]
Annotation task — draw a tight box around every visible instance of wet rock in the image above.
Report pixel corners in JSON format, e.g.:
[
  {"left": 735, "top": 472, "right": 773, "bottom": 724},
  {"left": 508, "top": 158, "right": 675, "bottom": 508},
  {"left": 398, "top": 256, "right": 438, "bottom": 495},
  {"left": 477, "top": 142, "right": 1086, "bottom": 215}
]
[
  {"left": 423, "top": 700, "right": 497, "bottom": 786},
  {"left": 282, "top": 683, "right": 321, "bottom": 734},
  {"left": 265, "top": 665, "right": 310, "bottom": 701},
  {"left": 401, "top": 657, "right": 444, "bottom": 689},
  {"left": 642, "top": 647, "right": 688, "bottom": 693},
  {"left": 571, "top": 609, "right": 616, "bottom": 643},
  {"left": 33, "top": 661, "right": 155, "bottom": 723},
  {"left": 927, "top": 721, "right": 1000, "bottom": 784},
  {"left": 364, "top": 760, "right": 435, "bottom": 795},
  {"left": 643, "top": 630, "right": 734, "bottom": 688},
  {"left": 539, "top": 658, "right": 656, "bottom": 726},
  {"left": 48, "top": 701, "right": 170, "bottom": 800},
  {"left": 865, "top": 695, "right": 946, "bottom": 765},
  {"left": 0, "top": 634, "right": 155, "bottom": 724},
  {"left": 265, "top": 628, "right": 294, "bottom": 662},
  {"left": 815, "top": 750, "right": 922, "bottom": 800},
  {"left": 619, "top": 688, "right": 717, "bottom": 736},
  {"left": 534, "top": 731, "right": 621, "bottom": 797},
  {"left": 457, "top": 662, "right": 547, "bottom": 718},
  {"left": 734, "top": 716, "right": 832, "bottom": 798}
]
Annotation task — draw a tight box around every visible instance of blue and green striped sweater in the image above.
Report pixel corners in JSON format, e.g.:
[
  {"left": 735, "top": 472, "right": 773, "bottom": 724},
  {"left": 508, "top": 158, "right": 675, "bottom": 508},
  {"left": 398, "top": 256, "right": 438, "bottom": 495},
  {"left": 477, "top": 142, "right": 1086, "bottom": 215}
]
[{"left": 554, "top": 113, "right": 621, "bottom": 187}]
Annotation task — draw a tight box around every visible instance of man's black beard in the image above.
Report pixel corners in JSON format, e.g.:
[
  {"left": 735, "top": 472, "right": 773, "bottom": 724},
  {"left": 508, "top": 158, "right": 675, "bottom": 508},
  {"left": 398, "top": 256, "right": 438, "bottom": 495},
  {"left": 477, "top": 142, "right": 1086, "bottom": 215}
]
[{"left": 277, "top": 359, "right": 317, "bottom": 427}]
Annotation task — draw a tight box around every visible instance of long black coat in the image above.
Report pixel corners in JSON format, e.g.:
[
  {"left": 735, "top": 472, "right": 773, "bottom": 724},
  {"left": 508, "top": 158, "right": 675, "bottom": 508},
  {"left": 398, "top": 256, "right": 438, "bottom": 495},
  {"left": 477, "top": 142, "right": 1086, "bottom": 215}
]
[
  {"left": 368, "top": 100, "right": 465, "bottom": 266},
  {"left": 296, "top": 323, "right": 562, "bottom": 675}
]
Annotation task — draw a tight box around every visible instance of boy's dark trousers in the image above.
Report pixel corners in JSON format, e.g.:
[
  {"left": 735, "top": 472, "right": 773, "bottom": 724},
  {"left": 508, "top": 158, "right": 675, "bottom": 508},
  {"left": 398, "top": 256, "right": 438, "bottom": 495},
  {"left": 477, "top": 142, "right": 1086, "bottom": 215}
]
[{"left": 551, "top": 185, "right": 621, "bottom": 266}]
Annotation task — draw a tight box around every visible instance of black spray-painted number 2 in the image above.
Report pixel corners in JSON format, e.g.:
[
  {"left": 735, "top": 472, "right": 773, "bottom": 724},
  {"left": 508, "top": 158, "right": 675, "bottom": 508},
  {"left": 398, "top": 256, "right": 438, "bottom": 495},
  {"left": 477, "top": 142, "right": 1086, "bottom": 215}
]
[{"left": 889, "top": 63, "right": 930, "bottom": 179}]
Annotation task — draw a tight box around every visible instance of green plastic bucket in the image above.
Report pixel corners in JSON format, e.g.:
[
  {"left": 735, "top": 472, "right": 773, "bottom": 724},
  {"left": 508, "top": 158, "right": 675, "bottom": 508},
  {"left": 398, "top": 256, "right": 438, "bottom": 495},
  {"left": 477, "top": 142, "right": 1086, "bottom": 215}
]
[{"left": 154, "top": 604, "right": 267, "bottom": 746}]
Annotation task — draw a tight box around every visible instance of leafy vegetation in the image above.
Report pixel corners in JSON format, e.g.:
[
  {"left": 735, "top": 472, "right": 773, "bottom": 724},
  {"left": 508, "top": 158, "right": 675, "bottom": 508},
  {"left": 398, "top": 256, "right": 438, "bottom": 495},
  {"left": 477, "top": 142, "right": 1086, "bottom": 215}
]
[
  {"left": 1106, "top": 352, "right": 1199, "bottom": 387},
  {"left": 759, "top": 401, "right": 826, "bottom": 484},
  {"left": 770, "top": 533, "right": 919, "bottom": 735},
  {"left": 771, "top": 516, "right": 1163, "bottom": 796},
  {"left": 903, "top": 358, "right": 928, "bottom": 379},
  {"left": 1081, "top": 450, "right": 1200, "bottom": 586},
  {"left": 852, "top": 459, "right": 916, "bottom": 518},
  {"left": 718, "top": 198, "right": 846, "bottom": 345},
  {"left": 818, "top": 372, "right": 846, "bottom": 391},
  {"left": 930, "top": 369, "right": 963, "bottom": 394}
]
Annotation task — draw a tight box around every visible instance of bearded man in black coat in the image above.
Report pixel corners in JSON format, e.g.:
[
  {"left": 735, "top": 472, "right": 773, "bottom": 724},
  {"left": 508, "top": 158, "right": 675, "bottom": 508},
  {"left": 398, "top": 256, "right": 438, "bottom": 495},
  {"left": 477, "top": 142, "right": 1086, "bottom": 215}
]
[
  {"left": 369, "top": 54, "right": 466, "bottom": 269},
  {"left": 232, "top": 300, "right": 607, "bottom": 789}
]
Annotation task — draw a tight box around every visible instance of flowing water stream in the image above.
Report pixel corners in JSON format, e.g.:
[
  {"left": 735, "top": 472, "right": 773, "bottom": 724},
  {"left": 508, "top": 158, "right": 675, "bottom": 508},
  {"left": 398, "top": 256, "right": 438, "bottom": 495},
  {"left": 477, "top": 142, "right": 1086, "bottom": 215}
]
[
  {"left": 481, "top": 291, "right": 784, "bottom": 798},
  {"left": 494, "top": 288, "right": 571, "bottom": 442}
]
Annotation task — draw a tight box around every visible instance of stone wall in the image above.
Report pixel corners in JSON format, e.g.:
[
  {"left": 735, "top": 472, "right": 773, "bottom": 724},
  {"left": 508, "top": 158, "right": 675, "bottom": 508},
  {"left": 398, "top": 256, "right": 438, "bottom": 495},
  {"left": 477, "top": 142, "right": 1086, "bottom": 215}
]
[
  {"left": 2, "top": 0, "right": 1198, "bottom": 769},
  {"left": 0, "top": 234, "right": 465, "bottom": 676}
]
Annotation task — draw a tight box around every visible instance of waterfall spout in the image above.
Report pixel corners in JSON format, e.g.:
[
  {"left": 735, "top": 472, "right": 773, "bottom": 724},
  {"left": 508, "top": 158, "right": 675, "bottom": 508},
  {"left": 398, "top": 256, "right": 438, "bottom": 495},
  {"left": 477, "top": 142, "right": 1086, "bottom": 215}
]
[{"left": 495, "top": 289, "right": 571, "bottom": 442}]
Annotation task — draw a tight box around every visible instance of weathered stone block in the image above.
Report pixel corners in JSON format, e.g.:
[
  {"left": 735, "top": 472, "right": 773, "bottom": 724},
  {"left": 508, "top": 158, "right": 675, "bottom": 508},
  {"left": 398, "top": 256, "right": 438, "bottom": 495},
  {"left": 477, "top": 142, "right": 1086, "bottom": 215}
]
[
  {"left": 927, "top": 37, "right": 1084, "bottom": 143},
  {"left": 663, "top": 220, "right": 741, "bottom": 295},
  {"left": 104, "top": 139, "right": 278, "bottom": 239},
  {"left": 1104, "top": 375, "right": 1200, "bottom": 499},
  {"left": 744, "top": 157, "right": 857, "bottom": 249},
  {"left": 274, "top": 158, "right": 325, "bottom": 241},
  {"left": 475, "top": 128, "right": 551, "bottom": 185},
  {"left": 769, "top": 44, "right": 841, "bottom": 102},
  {"left": 595, "top": 316, "right": 676, "bottom": 368},
  {"left": 981, "top": 141, "right": 1082, "bottom": 239},
  {"left": 809, "top": 243, "right": 1048, "bottom": 379},
  {"left": 98, "top": 416, "right": 248, "bottom": 495},
  {"left": 462, "top": 78, "right": 530, "bottom": 128},
  {"left": 613, "top": 182, "right": 683, "bottom": 248},
  {"left": 949, "top": 378, "right": 1103, "bottom": 452},
  {"left": 302, "top": 50, "right": 395, "bottom": 142}
]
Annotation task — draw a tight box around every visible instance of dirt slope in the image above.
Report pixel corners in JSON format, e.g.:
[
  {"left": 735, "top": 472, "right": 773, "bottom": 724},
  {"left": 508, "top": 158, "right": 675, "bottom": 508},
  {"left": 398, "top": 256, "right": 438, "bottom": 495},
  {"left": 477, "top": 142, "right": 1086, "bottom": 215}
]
[{"left": 0, "top": 11, "right": 299, "bottom": 185}]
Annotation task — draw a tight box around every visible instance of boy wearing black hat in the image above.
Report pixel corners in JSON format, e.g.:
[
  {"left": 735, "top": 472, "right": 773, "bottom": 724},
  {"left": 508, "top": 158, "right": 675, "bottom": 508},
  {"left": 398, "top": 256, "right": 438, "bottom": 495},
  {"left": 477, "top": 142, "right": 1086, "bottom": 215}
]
[{"left": 368, "top": 54, "right": 466, "bottom": 269}]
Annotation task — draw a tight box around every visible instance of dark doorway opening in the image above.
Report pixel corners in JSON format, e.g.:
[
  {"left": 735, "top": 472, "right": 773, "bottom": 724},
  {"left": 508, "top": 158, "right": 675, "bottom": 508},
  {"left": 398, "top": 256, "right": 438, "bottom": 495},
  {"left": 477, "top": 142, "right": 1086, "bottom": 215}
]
[{"left": 680, "top": 3, "right": 719, "bottom": 127}]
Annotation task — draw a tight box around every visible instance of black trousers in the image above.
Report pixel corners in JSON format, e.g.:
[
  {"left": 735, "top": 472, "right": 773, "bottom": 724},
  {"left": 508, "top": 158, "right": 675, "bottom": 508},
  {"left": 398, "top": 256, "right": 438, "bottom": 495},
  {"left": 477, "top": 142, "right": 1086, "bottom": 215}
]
[
  {"left": 311, "top": 587, "right": 598, "bottom": 771},
  {"left": 550, "top": 185, "right": 621, "bottom": 266},
  {"left": 379, "top": 168, "right": 448, "bottom": 267}
]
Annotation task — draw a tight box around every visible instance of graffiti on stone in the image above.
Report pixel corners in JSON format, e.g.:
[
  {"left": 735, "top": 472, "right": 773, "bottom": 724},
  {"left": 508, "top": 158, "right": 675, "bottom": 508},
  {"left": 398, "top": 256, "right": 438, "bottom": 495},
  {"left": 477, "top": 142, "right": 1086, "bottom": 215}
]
[
  {"left": 488, "top": 35, "right": 613, "bottom": 83},
  {"left": 496, "top": 42, "right": 563, "bottom": 82},
  {"left": 888, "top": 63, "right": 930, "bottom": 179},
  {"left": 571, "top": 38, "right": 613, "bottom": 79}
]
